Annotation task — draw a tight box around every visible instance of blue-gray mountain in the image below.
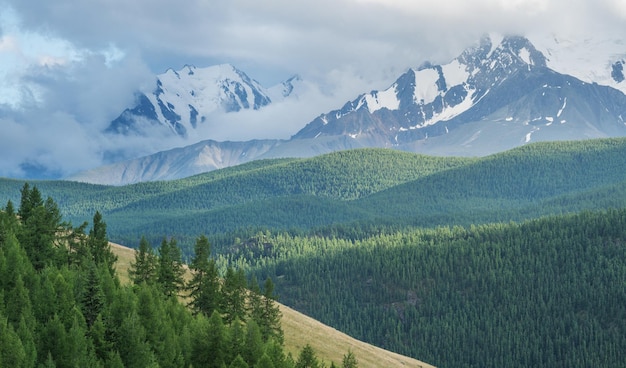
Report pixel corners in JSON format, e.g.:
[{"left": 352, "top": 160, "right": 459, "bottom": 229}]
[{"left": 71, "top": 35, "right": 626, "bottom": 184}]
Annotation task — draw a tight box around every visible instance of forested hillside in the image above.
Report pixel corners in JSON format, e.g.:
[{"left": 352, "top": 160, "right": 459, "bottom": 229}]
[
  {"left": 2, "top": 139, "right": 626, "bottom": 367},
  {"left": 237, "top": 209, "right": 626, "bottom": 367},
  {"left": 3, "top": 139, "right": 626, "bottom": 253},
  {"left": 0, "top": 186, "right": 360, "bottom": 368}
]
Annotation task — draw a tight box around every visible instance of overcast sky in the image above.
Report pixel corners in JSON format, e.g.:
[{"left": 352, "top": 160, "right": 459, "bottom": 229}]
[{"left": 1, "top": 0, "right": 625, "bottom": 178}]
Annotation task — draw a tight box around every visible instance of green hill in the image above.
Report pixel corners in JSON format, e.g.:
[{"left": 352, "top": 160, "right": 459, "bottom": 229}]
[
  {"left": 3, "top": 138, "right": 626, "bottom": 366},
  {"left": 3, "top": 139, "right": 626, "bottom": 250}
]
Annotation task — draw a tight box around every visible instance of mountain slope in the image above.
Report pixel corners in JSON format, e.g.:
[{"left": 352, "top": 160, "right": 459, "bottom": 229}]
[
  {"left": 8, "top": 138, "right": 626, "bottom": 249},
  {"left": 73, "top": 34, "right": 626, "bottom": 185},
  {"left": 243, "top": 209, "right": 626, "bottom": 367},
  {"left": 109, "top": 242, "right": 435, "bottom": 368},
  {"left": 106, "top": 64, "right": 299, "bottom": 138},
  {"left": 293, "top": 35, "right": 626, "bottom": 151}
]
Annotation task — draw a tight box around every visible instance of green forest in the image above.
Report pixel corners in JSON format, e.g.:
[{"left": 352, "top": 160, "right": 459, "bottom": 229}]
[
  {"left": 0, "top": 185, "right": 356, "bottom": 368},
  {"left": 2, "top": 138, "right": 626, "bottom": 367},
  {"left": 3, "top": 138, "right": 626, "bottom": 254},
  {"left": 236, "top": 210, "right": 626, "bottom": 367}
]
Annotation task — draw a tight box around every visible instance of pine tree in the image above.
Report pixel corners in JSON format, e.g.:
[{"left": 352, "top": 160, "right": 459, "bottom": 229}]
[
  {"left": 187, "top": 235, "right": 221, "bottom": 316},
  {"left": 17, "top": 183, "right": 40, "bottom": 223},
  {"left": 117, "top": 311, "right": 157, "bottom": 368},
  {"left": 129, "top": 236, "right": 157, "bottom": 285},
  {"left": 222, "top": 267, "right": 247, "bottom": 324},
  {"left": 80, "top": 262, "right": 105, "bottom": 328},
  {"left": 16, "top": 316, "right": 37, "bottom": 368},
  {"left": 157, "top": 237, "right": 185, "bottom": 298},
  {"left": 38, "top": 314, "right": 68, "bottom": 368},
  {"left": 295, "top": 344, "right": 320, "bottom": 368},
  {"left": 243, "top": 319, "right": 264, "bottom": 367},
  {"left": 264, "top": 339, "right": 289, "bottom": 368},
  {"left": 230, "top": 354, "right": 250, "bottom": 368},
  {"left": 0, "top": 314, "right": 27, "bottom": 368},
  {"left": 256, "top": 353, "right": 276, "bottom": 368},
  {"left": 227, "top": 317, "right": 245, "bottom": 364},
  {"left": 87, "top": 211, "right": 117, "bottom": 276},
  {"left": 341, "top": 350, "right": 358, "bottom": 368},
  {"left": 206, "top": 310, "right": 227, "bottom": 368},
  {"left": 260, "top": 277, "right": 283, "bottom": 344},
  {"left": 1, "top": 200, "right": 19, "bottom": 241},
  {"left": 18, "top": 187, "right": 61, "bottom": 270},
  {"left": 89, "top": 313, "right": 111, "bottom": 363}
]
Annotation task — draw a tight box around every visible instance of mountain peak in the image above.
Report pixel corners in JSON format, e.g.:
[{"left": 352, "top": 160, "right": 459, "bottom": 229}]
[
  {"left": 106, "top": 63, "right": 274, "bottom": 139},
  {"left": 293, "top": 33, "right": 626, "bottom": 152}
]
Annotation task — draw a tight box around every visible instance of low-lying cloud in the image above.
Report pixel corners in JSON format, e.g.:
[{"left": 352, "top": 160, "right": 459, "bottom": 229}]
[{"left": 1, "top": 0, "right": 625, "bottom": 178}]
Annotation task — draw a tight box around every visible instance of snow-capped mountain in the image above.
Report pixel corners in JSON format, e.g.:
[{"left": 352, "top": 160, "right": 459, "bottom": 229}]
[
  {"left": 530, "top": 35, "right": 626, "bottom": 94},
  {"left": 70, "top": 34, "right": 626, "bottom": 184},
  {"left": 106, "top": 64, "right": 300, "bottom": 138},
  {"left": 292, "top": 35, "right": 626, "bottom": 153}
]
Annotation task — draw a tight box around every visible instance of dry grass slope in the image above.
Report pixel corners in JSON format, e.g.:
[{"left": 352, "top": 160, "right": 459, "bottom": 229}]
[{"left": 110, "top": 242, "right": 435, "bottom": 368}]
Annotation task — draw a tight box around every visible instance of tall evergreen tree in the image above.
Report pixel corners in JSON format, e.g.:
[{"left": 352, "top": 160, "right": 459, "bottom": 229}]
[
  {"left": 129, "top": 236, "right": 157, "bottom": 285},
  {"left": 227, "top": 317, "right": 246, "bottom": 364},
  {"left": 157, "top": 237, "right": 185, "bottom": 298},
  {"left": 222, "top": 267, "right": 248, "bottom": 324},
  {"left": 295, "top": 344, "right": 320, "bottom": 368},
  {"left": 187, "top": 235, "right": 221, "bottom": 316},
  {"left": 18, "top": 188, "right": 62, "bottom": 270},
  {"left": 87, "top": 211, "right": 117, "bottom": 276},
  {"left": 1, "top": 200, "right": 19, "bottom": 242},
  {"left": 260, "top": 277, "right": 283, "bottom": 344},
  {"left": 17, "top": 183, "right": 41, "bottom": 223},
  {"left": 80, "top": 262, "right": 105, "bottom": 328},
  {"left": 264, "top": 339, "right": 289, "bottom": 368},
  {"left": 243, "top": 319, "right": 264, "bottom": 367},
  {"left": 0, "top": 313, "right": 27, "bottom": 368},
  {"left": 204, "top": 310, "right": 227, "bottom": 368}
]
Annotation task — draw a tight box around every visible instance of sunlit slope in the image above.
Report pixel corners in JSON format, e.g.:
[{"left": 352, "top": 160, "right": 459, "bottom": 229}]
[{"left": 109, "top": 242, "right": 436, "bottom": 368}]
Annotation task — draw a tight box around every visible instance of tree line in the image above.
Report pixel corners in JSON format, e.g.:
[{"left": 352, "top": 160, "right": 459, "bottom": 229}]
[{"left": 0, "top": 184, "right": 358, "bottom": 368}]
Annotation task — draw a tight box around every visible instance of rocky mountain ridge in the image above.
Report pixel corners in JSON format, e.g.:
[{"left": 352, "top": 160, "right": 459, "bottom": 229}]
[{"left": 69, "top": 34, "right": 626, "bottom": 185}]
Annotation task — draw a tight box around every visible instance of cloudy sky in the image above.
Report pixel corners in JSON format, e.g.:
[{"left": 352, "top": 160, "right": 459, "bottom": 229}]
[{"left": 1, "top": 0, "right": 625, "bottom": 178}]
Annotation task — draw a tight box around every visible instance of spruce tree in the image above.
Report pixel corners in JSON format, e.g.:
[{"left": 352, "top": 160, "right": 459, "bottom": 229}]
[
  {"left": 295, "top": 344, "right": 320, "bottom": 368},
  {"left": 341, "top": 350, "right": 358, "bottom": 368},
  {"left": 0, "top": 314, "right": 27, "bottom": 368},
  {"left": 256, "top": 353, "right": 276, "bottom": 368},
  {"left": 157, "top": 237, "right": 185, "bottom": 298},
  {"left": 261, "top": 277, "right": 283, "bottom": 344},
  {"left": 87, "top": 211, "right": 117, "bottom": 276},
  {"left": 80, "top": 262, "right": 105, "bottom": 328},
  {"left": 129, "top": 236, "right": 157, "bottom": 285},
  {"left": 227, "top": 317, "right": 245, "bottom": 364},
  {"left": 187, "top": 235, "right": 221, "bottom": 316},
  {"left": 206, "top": 310, "right": 226, "bottom": 368},
  {"left": 222, "top": 267, "right": 247, "bottom": 324},
  {"left": 18, "top": 188, "right": 61, "bottom": 270},
  {"left": 230, "top": 354, "right": 249, "bottom": 368},
  {"left": 243, "top": 319, "right": 264, "bottom": 367}
]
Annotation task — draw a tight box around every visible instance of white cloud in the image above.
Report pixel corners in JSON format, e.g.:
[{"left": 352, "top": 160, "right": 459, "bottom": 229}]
[{"left": 1, "top": 0, "right": 625, "bottom": 178}]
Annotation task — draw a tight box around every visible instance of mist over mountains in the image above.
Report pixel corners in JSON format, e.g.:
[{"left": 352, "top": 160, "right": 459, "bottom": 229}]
[{"left": 67, "top": 34, "right": 626, "bottom": 185}]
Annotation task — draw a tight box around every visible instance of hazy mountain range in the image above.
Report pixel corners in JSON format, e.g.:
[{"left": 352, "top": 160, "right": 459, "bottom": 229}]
[{"left": 68, "top": 34, "right": 626, "bottom": 185}]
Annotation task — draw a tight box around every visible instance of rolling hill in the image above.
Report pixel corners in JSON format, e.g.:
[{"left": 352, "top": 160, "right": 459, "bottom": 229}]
[
  {"left": 3, "top": 138, "right": 626, "bottom": 366},
  {"left": 4, "top": 138, "right": 626, "bottom": 251}
]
